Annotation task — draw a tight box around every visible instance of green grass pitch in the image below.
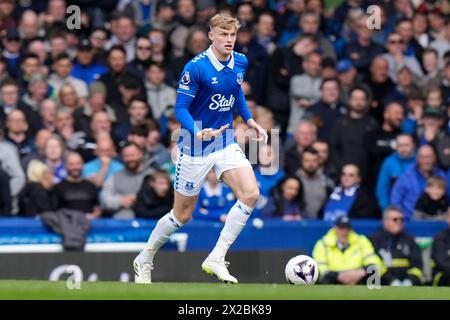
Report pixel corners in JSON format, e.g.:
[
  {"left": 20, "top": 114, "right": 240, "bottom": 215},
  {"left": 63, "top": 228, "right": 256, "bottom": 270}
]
[{"left": 0, "top": 281, "right": 449, "bottom": 299}]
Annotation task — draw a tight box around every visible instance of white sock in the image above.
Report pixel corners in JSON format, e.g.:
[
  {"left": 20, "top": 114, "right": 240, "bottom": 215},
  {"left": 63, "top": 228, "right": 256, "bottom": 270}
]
[
  {"left": 209, "top": 200, "right": 253, "bottom": 261},
  {"left": 139, "top": 210, "right": 184, "bottom": 262}
]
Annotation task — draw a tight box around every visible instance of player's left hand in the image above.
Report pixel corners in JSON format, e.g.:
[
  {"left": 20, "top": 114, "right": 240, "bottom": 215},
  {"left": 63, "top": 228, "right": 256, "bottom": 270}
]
[{"left": 247, "top": 119, "right": 268, "bottom": 144}]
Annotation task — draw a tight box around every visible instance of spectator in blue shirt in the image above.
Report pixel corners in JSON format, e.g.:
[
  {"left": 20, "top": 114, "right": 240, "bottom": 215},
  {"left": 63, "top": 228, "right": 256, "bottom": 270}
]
[
  {"left": 193, "top": 170, "right": 235, "bottom": 223},
  {"left": 390, "top": 145, "right": 447, "bottom": 220},
  {"left": 71, "top": 39, "right": 108, "bottom": 86},
  {"left": 376, "top": 133, "right": 416, "bottom": 211},
  {"left": 254, "top": 143, "right": 285, "bottom": 217}
]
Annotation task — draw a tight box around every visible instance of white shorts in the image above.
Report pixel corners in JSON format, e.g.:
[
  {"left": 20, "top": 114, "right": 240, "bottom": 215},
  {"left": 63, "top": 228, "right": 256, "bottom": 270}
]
[{"left": 174, "top": 143, "right": 252, "bottom": 197}]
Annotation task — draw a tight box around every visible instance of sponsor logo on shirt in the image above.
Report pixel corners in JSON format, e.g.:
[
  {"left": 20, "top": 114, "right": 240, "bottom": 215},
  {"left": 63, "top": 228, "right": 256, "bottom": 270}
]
[{"left": 209, "top": 94, "right": 235, "bottom": 112}]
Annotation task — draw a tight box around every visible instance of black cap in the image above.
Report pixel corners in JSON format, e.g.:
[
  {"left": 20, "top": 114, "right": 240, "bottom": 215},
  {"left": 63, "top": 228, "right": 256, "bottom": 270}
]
[
  {"left": 5, "top": 28, "right": 20, "bottom": 41},
  {"left": 423, "top": 106, "right": 445, "bottom": 118},
  {"left": 335, "top": 216, "right": 352, "bottom": 229},
  {"left": 77, "top": 38, "right": 93, "bottom": 51}
]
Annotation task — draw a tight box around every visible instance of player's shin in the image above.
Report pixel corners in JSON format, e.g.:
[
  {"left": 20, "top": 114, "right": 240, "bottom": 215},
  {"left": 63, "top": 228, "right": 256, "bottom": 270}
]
[
  {"left": 138, "top": 209, "right": 184, "bottom": 262},
  {"left": 209, "top": 200, "right": 254, "bottom": 260}
]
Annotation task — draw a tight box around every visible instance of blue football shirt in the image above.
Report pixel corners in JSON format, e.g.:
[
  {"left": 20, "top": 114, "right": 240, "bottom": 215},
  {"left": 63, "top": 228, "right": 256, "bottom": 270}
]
[{"left": 175, "top": 46, "right": 253, "bottom": 156}]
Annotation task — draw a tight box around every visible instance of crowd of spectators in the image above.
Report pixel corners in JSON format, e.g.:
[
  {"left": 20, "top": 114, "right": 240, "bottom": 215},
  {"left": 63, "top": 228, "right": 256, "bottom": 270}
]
[{"left": 0, "top": 0, "right": 450, "bottom": 225}]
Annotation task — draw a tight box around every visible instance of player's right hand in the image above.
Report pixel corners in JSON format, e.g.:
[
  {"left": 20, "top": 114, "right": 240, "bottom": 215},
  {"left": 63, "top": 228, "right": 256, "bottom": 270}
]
[{"left": 195, "top": 124, "right": 230, "bottom": 141}]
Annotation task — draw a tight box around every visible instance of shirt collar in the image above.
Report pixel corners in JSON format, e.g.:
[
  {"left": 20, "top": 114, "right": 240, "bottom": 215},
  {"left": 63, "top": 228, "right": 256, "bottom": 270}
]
[{"left": 206, "top": 46, "right": 234, "bottom": 71}]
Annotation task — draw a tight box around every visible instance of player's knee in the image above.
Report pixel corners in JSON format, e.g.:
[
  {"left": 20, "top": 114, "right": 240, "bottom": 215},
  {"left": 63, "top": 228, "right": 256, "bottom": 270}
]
[
  {"left": 173, "top": 209, "right": 192, "bottom": 224},
  {"left": 240, "top": 189, "right": 260, "bottom": 208}
]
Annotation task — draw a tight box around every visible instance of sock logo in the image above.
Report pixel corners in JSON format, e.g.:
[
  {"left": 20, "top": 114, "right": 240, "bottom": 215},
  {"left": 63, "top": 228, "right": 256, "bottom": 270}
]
[
  {"left": 237, "top": 203, "right": 251, "bottom": 215},
  {"left": 169, "top": 215, "right": 181, "bottom": 228}
]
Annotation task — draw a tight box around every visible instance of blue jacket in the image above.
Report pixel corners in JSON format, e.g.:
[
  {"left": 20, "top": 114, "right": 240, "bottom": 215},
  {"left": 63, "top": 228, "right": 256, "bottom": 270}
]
[
  {"left": 390, "top": 165, "right": 446, "bottom": 220},
  {"left": 71, "top": 62, "right": 108, "bottom": 86},
  {"left": 376, "top": 152, "right": 416, "bottom": 211},
  {"left": 193, "top": 182, "right": 235, "bottom": 221}
]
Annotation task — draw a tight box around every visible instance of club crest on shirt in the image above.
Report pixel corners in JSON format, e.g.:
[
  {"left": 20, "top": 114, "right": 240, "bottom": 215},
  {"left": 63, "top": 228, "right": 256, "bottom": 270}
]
[
  {"left": 237, "top": 72, "right": 243, "bottom": 85},
  {"left": 181, "top": 72, "right": 191, "bottom": 85}
]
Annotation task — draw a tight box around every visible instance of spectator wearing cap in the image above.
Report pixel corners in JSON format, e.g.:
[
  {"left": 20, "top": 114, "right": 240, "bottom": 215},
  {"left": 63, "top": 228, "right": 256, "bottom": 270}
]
[
  {"left": 344, "top": 14, "right": 385, "bottom": 76},
  {"left": 144, "top": 62, "right": 175, "bottom": 120},
  {"left": 72, "top": 38, "right": 108, "bottom": 86},
  {"left": 312, "top": 216, "right": 385, "bottom": 285},
  {"left": 287, "top": 52, "right": 322, "bottom": 135},
  {"left": 73, "top": 81, "right": 117, "bottom": 137},
  {"left": 323, "top": 164, "right": 377, "bottom": 221},
  {"left": 390, "top": 144, "right": 447, "bottom": 220},
  {"left": 98, "top": 45, "right": 146, "bottom": 109},
  {"left": 371, "top": 205, "right": 424, "bottom": 286},
  {"left": 195, "top": 0, "right": 217, "bottom": 25},
  {"left": 336, "top": 59, "right": 357, "bottom": 105},
  {"left": 1, "top": 28, "right": 22, "bottom": 78},
  {"left": 320, "top": 57, "right": 337, "bottom": 80},
  {"left": 302, "top": 77, "right": 347, "bottom": 143},
  {"left": 49, "top": 53, "right": 89, "bottom": 102},
  {"left": 431, "top": 209, "right": 450, "bottom": 286},
  {"left": 381, "top": 32, "right": 424, "bottom": 82},
  {"left": 364, "top": 102, "right": 404, "bottom": 189},
  {"left": 128, "top": 36, "right": 153, "bottom": 79},
  {"left": 0, "top": 121, "right": 26, "bottom": 215},
  {"left": 376, "top": 133, "right": 416, "bottom": 211}
]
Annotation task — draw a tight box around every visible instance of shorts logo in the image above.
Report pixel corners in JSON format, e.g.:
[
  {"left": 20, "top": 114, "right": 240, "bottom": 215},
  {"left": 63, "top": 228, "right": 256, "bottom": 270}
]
[
  {"left": 237, "top": 72, "right": 243, "bottom": 85},
  {"left": 185, "top": 181, "right": 194, "bottom": 191},
  {"left": 181, "top": 72, "right": 190, "bottom": 85}
]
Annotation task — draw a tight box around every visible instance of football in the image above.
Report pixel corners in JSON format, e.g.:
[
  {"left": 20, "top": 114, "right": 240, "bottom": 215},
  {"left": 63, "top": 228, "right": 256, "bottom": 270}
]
[{"left": 285, "top": 255, "right": 319, "bottom": 285}]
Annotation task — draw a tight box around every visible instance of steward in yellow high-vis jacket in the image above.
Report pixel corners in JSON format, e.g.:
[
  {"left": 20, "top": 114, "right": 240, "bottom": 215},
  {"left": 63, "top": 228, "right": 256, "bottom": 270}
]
[
  {"left": 370, "top": 206, "right": 424, "bottom": 286},
  {"left": 312, "top": 216, "right": 386, "bottom": 285}
]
